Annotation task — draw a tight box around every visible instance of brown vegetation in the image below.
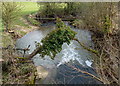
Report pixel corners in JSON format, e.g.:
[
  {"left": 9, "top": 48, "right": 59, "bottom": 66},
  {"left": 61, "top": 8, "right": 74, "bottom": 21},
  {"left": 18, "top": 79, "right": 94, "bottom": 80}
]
[
  {"left": 2, "top": 47, "right": 37, "bottom": 84},
  {"left": 92, "top": 33, "right": 119, "bottom": 85}
]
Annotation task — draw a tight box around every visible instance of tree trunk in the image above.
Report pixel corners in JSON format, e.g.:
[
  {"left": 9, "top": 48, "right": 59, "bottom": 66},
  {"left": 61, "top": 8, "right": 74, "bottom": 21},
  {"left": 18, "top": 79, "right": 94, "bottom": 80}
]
[
  {"left": 37, "top": 18, "right": 76, "bottom": 21},
  {"left": 28, "top": 47, "right": 41, "bottom": 59},
  {"left": 27, "top": 38, "right": 99, "bottom": 59}
]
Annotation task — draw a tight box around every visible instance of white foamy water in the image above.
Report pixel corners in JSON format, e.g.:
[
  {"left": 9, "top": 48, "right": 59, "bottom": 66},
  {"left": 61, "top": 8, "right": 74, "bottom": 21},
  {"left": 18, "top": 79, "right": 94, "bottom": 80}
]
[
  {"left": 16, "top": 23, "right": 94, "bottom": 69},
  {"left": 56, "top": 42, "right": 84, "bottom": 67}
]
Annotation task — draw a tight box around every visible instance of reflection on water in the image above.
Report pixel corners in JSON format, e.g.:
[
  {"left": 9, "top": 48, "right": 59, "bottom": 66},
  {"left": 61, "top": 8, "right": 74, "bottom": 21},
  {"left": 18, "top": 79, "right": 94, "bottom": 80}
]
[{"left": 16, "top": 22, "right": 100, "bottom": 84}]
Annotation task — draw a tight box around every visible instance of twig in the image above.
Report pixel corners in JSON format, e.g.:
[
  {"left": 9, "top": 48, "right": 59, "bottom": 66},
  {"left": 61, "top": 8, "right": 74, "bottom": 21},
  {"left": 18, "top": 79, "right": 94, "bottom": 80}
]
[
  {"left": 0, "top": 46, "right": 30, "bottom": 51},
  {"left": 73, "top": 38, "right": 99, "bottom": 55},
  {"left": 27, "top": 46, "right": 41, "bottom": 59},
  {"left": 68, "top": 64, "right": 104, "bottom": 83}
]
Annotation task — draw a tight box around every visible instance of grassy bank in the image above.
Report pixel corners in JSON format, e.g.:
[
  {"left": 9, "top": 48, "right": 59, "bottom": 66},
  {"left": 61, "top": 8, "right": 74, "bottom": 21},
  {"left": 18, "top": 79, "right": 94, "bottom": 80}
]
[
  {"left": 2, "top": 2, "right": 39, "bottom": 46},
  {"left": 2, "top": 2, "right": 40, "bottom": 84},
  {"left": 1, "top": 2, "right": 39, "bottom": 31},
  {"left": 14, "top": 2, "right": 39, "bottom": 27},
  {"left": 19, "top": 2, "right": 39, "bottom": 16}
]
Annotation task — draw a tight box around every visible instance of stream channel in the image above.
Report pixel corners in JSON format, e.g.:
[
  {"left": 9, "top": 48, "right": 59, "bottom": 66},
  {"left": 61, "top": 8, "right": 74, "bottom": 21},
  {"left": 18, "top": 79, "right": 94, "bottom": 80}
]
[{"left": 16, "top": 22, "right": 101, "bottom": 84}]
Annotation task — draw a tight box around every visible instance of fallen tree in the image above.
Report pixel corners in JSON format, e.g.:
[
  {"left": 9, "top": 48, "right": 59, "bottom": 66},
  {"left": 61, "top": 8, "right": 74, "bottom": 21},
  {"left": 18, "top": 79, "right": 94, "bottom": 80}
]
[
  {"left": 36, "top": 17, "right": 76, "bottom": 21},
  {"left": 28, "top": 18, "right": 98, "bottom": 59},
  {"left": 1, "top": 18, "right": 98, "bottom": 60}
]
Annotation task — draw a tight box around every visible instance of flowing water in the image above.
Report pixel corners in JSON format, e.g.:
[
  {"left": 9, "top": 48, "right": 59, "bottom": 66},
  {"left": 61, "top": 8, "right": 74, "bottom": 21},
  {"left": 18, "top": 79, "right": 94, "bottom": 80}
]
[{"left": 16, "top": 22, "right": 101, "bottom": 84}]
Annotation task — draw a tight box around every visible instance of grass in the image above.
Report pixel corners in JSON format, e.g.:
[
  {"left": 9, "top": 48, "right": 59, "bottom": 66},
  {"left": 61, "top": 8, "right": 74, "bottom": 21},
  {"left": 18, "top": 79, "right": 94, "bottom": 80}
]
[
  {"left": 1, "top": 2, "right": 39, "bottom": 31},
  {"left": 18, "top": 2, "right": 39, "bottom": 16},
  {"left": 14, "top": 18, "right": 30, "bottom": 28},
  {"left": 1, "top": 2, "right": 39, "bottom": 46},
  {"left": 0, "top": 19, "right": 4, "bottom": 32},
  {"left": 2, "top": 3, "right": 39, "bottom": 83},
  {"left": 16, "top": 30, "right": 27, "bottom": 36},
  {"left": 14, "top": 2, "right": 39, "bottom": 27}
]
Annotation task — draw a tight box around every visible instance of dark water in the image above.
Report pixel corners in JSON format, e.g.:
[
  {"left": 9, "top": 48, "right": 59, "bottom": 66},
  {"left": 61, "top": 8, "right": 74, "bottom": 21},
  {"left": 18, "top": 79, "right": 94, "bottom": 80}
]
[
  {"left": 16, "top": 22, "right": 101, "bottom": 84},
  {"left": 54, "top": 61, "right": 101, "bottom": 84}
]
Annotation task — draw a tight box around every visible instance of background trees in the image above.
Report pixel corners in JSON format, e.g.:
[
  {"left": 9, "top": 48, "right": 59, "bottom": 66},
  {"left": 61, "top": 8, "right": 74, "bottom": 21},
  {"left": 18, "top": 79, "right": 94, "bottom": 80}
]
[
  {"left": 37, "top": 2, "right": 118, "bottom": 35},
  {"left": 77, "top": 2, "right": 118, "bottom": 34},
  {"left": 37, "top": 2, "right": 65, "bottom": 18}
]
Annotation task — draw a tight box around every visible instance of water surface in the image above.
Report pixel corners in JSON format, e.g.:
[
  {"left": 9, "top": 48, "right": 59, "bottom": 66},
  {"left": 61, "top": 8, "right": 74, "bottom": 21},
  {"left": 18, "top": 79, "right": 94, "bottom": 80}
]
[{"left": 16, "top": 22, "right": 100, "bottom": 84}]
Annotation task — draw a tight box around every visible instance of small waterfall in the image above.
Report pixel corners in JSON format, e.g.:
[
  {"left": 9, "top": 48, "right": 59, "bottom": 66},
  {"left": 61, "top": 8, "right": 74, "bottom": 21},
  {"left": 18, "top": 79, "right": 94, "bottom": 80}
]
[{"left": 56, "top": 42, "right": 85, "bottom": 67}]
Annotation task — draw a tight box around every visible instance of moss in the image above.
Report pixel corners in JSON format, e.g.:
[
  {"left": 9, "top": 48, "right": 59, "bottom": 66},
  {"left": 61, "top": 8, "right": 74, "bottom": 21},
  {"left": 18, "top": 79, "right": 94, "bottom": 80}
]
[
  {"left": 74, "top": 38, "right": 99, "bottom": 55},
  {"left": 102, "top": 16, "right": 112, "bottom": 34}
]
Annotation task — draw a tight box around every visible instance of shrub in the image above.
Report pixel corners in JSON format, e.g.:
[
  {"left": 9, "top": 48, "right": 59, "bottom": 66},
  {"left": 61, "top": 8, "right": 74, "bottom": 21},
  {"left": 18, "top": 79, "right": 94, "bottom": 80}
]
[
  {"left": 37, "top": 2, "right": 66, "bottom": 18},
  {"left": 2, "top": 2, "right": 21, "bottom": 31}
]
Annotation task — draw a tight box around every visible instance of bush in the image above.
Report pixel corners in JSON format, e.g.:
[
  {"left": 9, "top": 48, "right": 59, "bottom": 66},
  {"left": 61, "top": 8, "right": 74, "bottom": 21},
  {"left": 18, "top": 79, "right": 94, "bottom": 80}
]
[
  {"left": 2, "top": 2, "right": 21, "bottom": 31},
  {"left": 37, "top": 2, "right": 67, "bottom": 18}
]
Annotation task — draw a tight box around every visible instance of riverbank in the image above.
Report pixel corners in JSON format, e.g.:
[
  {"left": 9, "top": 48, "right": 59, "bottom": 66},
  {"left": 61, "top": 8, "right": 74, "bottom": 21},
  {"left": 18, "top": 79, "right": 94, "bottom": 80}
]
[
  {"left": 2, "top": 15, "right": 40, "bottom": 84},
  {"left": 71, "top": 18, "right": 119, "bottom": 84},
  {"left": 1, "top": 2, "right": 41, "bottom": 84},
  {"left": 91, "top": 32, "right": 119, "bottom": 84}
]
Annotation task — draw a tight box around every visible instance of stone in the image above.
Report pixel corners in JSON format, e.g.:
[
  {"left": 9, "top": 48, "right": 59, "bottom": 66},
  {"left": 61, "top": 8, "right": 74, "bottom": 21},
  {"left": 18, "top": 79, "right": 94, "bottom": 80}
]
[{"left": 36, "top": 66, "right": 48, "bottom": 79}]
